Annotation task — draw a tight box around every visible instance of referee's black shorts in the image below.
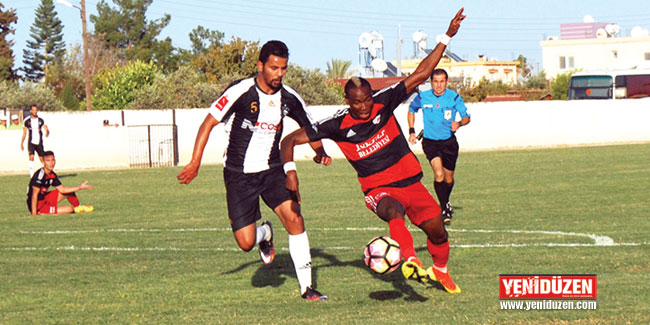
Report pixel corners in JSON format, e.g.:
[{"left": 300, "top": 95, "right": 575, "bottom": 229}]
[
  {"left": 223, "top": 167, "right": 295, "bottom": 231},
  {"left": 422, "top": 135, "right": 459, "bottom": 171}
]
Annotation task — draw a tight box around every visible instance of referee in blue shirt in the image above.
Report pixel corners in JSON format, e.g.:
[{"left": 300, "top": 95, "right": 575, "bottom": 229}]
[{"left": 407, "top": 69, "right": 470, "bottom": 224}]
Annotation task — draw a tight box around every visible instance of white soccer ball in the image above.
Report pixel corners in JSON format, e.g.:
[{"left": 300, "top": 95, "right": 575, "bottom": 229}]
[{"left": 363, "top": 236, "right": 402, "bottom": 274}]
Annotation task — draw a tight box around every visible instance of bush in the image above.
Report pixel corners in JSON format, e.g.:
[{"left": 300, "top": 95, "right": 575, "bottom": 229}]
[
  {"left": 92, "top": 60, "right": 160, "bottom": 110},
  {"left": 0, "top": 81, "right": 65, "bottom": 111},
  {"left": 59, "top": 83, "right": 81, "bottom": 110},
  {"left": 450, "top": 78, "right": 509, "bottom": 102},
  {"left": 127, "top": 65, "right": 221, "bottom": 109}
]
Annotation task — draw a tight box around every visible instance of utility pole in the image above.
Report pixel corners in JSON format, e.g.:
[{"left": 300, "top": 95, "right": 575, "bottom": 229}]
[
  {"left": 397, "top": 24, "right": 402, "bottom": 76},
  {"left": 56, "top": 0, "right": 92, "bottom": 111},
  {"left": 80, "top": 0, "right": 92, "bottom": 111}
]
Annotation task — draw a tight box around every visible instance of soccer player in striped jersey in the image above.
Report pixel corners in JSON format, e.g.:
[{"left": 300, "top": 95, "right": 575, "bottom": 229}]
[
  {"left": 177, "top": 40, "right": 331, "bottom": 301},
  {"left": 280, "top": 9, "right": 465, "bottom": 294}
]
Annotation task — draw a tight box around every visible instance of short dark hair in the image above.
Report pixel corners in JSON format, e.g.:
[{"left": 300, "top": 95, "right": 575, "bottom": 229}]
[
  {"left": 344, "top": 77, "right": 372, "bottom": 97},
  {"left": 259, "top": 40, "right": 289, "bottom": 64},
  {"left": 43, "top": 151, "right": 54, "bottom": 158},
  {"left": 431, "top": 68, "right": 448, "bottom": 80},
  {"left": 30, "top": 104, "right": 38, "bottom": 109}
]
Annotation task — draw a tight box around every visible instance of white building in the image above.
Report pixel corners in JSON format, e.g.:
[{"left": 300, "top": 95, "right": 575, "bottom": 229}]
[{"left": 540, "top": 22, "right": 650, "bottom": 77}]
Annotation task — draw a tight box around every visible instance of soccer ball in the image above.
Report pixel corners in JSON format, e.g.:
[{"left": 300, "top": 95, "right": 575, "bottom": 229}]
[{"left": 363, "top": 236, "right": 402, "bottom": 274}]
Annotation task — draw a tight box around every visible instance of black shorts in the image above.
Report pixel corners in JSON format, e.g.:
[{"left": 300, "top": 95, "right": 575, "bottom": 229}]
[
  {"left": 223, "top": 167, "right": 295, "bottom": 231},
  {"left": 28, "top": 143, "right": 45, "bottom": 157},
  {"left": 422, "top": 135, "right": 459, "bottom": 171}
]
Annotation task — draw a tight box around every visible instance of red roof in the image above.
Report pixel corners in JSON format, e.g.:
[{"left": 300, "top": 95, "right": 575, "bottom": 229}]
[{"left": 482, "top": 94, "right": 525, "bottom": 102}]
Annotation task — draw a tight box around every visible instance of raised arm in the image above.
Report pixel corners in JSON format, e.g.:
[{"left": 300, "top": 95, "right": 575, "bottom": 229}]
[
  {"left": 177, "top": 114, "right": 220, "bottom": 184},
  {"left": 307, "top": 140, "right": 332, "bottom": 166},
  {"left": 403, "top": 8, "right": 465, "bottom": 94},
  {"left": 280, "top": 127, "right": 313, "bottom": 202},
  {"left": 55, "top": 180, "right": 93, "bottom": 194}
]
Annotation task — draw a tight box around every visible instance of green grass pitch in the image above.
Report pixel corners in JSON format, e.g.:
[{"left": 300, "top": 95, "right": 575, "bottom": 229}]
[{"left": 1, "top": 143, "right": 649, "bottom": 323}]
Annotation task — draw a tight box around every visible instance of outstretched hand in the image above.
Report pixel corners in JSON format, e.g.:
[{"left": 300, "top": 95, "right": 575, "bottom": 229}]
[
  {"left": 79, "top": 180, "right": 93, "bottom": 190},
  {"left": 446, "top": 8, "right": 466, "bottom": 37}
]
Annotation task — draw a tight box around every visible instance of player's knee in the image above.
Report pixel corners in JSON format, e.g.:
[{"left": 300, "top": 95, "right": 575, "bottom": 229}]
[
  {"left": 237, "top": 240, "right": 255, "bottom": 252},
  {"left": 429, "top": 229, "right": 448, "bottom": 244},
  {"left": 377, "top": 198, "right": 405, "bottom": 222}
]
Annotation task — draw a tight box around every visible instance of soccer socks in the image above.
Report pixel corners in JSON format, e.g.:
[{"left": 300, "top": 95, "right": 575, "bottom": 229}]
[
  {"left": 255, "top": 223, "right": 271, "bottom": 245},
  {"left": 289, "top": 231, "right": 312, "bottom": 294},
  {"left": 28, "top": 160, "right": 34, "bottom": 177},
  {"left": 434, "top": 181, "right": 449, "bottom": 209},
  {"left": 388, "top": 218, "right": 417, "bottom": 262},
  {"left": 67, "top": 193, "right": 80, "bottom": 207},
  {"left": 427, "top": 239, "right": 450, "bottom": 269}
]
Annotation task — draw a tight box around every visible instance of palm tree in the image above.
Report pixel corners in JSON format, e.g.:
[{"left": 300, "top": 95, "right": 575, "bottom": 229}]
[{"left": 326, "top": 58, "right": 354, "bottom": 79}]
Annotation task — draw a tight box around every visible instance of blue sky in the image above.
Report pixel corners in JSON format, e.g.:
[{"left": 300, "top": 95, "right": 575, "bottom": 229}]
[{"left": 4, "top": 0, "right": 650, "bottom": 74}]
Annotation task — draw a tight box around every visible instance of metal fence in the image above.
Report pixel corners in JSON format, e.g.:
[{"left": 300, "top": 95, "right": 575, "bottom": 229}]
[{"left": 127, "top": 124, "right": 178, "bottom": 168}]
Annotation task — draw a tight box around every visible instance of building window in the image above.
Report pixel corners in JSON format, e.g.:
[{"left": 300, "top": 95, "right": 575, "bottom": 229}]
[
  {"left": 559, "top": 56, "right": 566, "bottom": 69},
  {"left": 645, "top": 52, "right": 650, "bottom": 60},
  {"left": 568, "top": 57, "right": 575, "bottom": 68}
]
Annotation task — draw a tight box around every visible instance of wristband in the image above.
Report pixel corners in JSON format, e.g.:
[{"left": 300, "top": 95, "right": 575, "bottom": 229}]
[
  {"left": 437, "top": 34, "right": 451, "bottom": 46},
  {"left": 409, "top": 127, "right": 416, "bottom": 134},
  {"left": 283, "top": 161, "right": 297, "bottom": 174}
]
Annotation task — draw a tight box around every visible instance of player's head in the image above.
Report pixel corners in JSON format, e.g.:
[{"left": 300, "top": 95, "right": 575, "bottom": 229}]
[
  {"left": 30, "top": 104, "right": 39, "bottom": 117},
  {"left": 257, "top": 41, "right": 289, "bottom": 92},
  {"left": 344, "top": 77, "right": 374, "bottom": 120},
  {"left": 42, "top": 151, "right": 55, "bottom": 170},
  {"left": 430, "top": 69, "right": 449, "bottom": 96}
]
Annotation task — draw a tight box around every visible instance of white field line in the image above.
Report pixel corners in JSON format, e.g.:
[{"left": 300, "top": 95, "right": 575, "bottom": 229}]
[{"left": 6, "top": 227, "right": 647, "bottom": 252}]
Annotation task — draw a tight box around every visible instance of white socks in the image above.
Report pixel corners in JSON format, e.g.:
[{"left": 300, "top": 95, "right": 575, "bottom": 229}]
[
  {"left": 433, "top": 264, "right": 448, "bottom": 273},
  {"left": 28, "top": 160, "right": 34, "bottom": 177},
  {"left": 255, "top": 223, "right": 271, "bottom": 245},
  {"left": 289, "top": 231, "right": 312, "bottom": 294}
]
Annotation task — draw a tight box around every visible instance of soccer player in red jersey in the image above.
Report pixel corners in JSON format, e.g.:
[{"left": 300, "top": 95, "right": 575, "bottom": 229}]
[
  {"left": 281, "top": 9, "right": 465, "bottom": 293},
  {"left": 27, "top": 151, "right": 94, "bottom": 215}
]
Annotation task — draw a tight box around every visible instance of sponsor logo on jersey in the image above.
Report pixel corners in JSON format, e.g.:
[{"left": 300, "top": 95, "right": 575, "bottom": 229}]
[
  {"left": 435, "top": 103, "right": 440, "bottom": 108},
  {"left": 215, "top": 95, "right": 229, "bottom": 111},
  {"left": 241, "top": 119, "right": 282, "bottom": 133},
  {"left": 268, "top": 100, "right": 276, "bottom": 107},
  {"left": 444, "top": 110, "right": 453, "bottom": 120},
  {"left": 355, "top": 129, "right": 390, "bottom": 158},
  {"left": 281, "top": 104, "right": 290, "bottom": 117},
  {"left": 372, "top": 115, "right": 381, "bottom": 125},
  {"left": 250, "top": 101, "right": 258, "bottom": 114},
  {"left": 423, "top": 104, "right": 433, "bottom": 108}
]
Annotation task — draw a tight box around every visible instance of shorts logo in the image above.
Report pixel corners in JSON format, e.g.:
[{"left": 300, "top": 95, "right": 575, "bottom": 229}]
[
  {"left": 444, "top": 110, "right": 452, "bottom": 120},
  {"left": 250, "top": 102, "right": 258, "bottom": 114},
  {"left": 215, "top": 96, "right": 229, "bottom": 111}
]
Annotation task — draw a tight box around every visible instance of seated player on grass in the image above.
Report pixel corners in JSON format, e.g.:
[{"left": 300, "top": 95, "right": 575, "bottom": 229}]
[{"left": 27, "top": 151, "right": 94, "bottom": 215}]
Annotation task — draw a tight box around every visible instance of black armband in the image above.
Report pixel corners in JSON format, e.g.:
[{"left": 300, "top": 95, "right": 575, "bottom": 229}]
[{"left": 409, "top": 127, "right": 416, "bottom": 134}]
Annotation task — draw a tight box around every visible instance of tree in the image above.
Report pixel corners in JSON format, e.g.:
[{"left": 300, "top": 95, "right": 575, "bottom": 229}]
[
  {"left": 284, "top": 64, "right": 344, "bottom": 105},
  {"left": 0, "top": 4, "right": 18, "bottom": 81},
  {"left": 515, "top": 54, "right": 531, "bottom": 80},
  {"left": 524, "top": 70, "right": 548, "bottom": 89},
  {"left": 326, "top": 58, "right": 353, "bottom": 79},
  {"left": 92, "top": 60, "right": 160, "bottom": 110},
  {"left": 189, "top": 26, "right": 224, "bottom": 55},
  {"left": 192, "top": 37, "right": 260, "bottom": 83},
  {"left": 550, "top": 71, "right": 574, "bottom": 100},
  {"left": 91, "top": 0, "right": 176, "bottom": 71},
  {"left": 22, "top": 0, "right": 66, "bottom": 82}
]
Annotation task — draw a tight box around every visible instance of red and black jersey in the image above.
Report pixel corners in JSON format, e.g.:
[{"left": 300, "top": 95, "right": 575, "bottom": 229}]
[
  {"left": 26, "top": 168, "right": 61, "bottom": 207},
  {"left": 305, "top": 81, "right": 422, "bottom": 193}
]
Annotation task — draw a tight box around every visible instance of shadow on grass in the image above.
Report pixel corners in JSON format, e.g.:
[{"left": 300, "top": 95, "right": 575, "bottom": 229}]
[
  {"left": 57, "top": 173, "right": 78, "bottom": 178},
  {"left": 224, "top": 247, "right": 447, "bottom": 301}
]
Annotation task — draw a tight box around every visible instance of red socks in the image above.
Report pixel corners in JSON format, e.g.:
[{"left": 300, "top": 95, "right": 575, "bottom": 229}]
[
  {"left": 427, "top": 239, "right": 449, "bottom": 268},
  {"left": 388, "top": 219, "right": 416, "bottom": 261},
  {"left": 67, "top": 193, "right": 80, "bottom": 207}
]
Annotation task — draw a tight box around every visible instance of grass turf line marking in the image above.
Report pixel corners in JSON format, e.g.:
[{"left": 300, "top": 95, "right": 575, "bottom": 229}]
[{"left": 19, "top": 227, "right": 616, "bottom": 246}]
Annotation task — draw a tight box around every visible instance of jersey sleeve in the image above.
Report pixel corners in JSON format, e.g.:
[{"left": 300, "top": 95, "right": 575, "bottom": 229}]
[
  {"left": 283, "top": 86, "right": 315, "bottom": 127},
  {"left": 208, "top": 79, "right": 251, "bottom": 122},
  {"left": 408, "top": 93, "right": 422, "bottom": 113},
  {"left": 29, "top": 172, "right": 42, "bottom": 188},
  {"left": 454, "top": 93, "right": 470, "bottom": 118},
  {"left": 304, "top": 117, "right": 339, "bottom": 142},
  {"left": 373, "top": 81, "right": 409, "bottom": 113}
]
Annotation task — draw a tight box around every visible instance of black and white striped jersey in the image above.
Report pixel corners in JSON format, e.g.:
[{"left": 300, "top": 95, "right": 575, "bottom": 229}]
[{"left": 209, "top": 77, "right": 314, "bottom": 173}]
